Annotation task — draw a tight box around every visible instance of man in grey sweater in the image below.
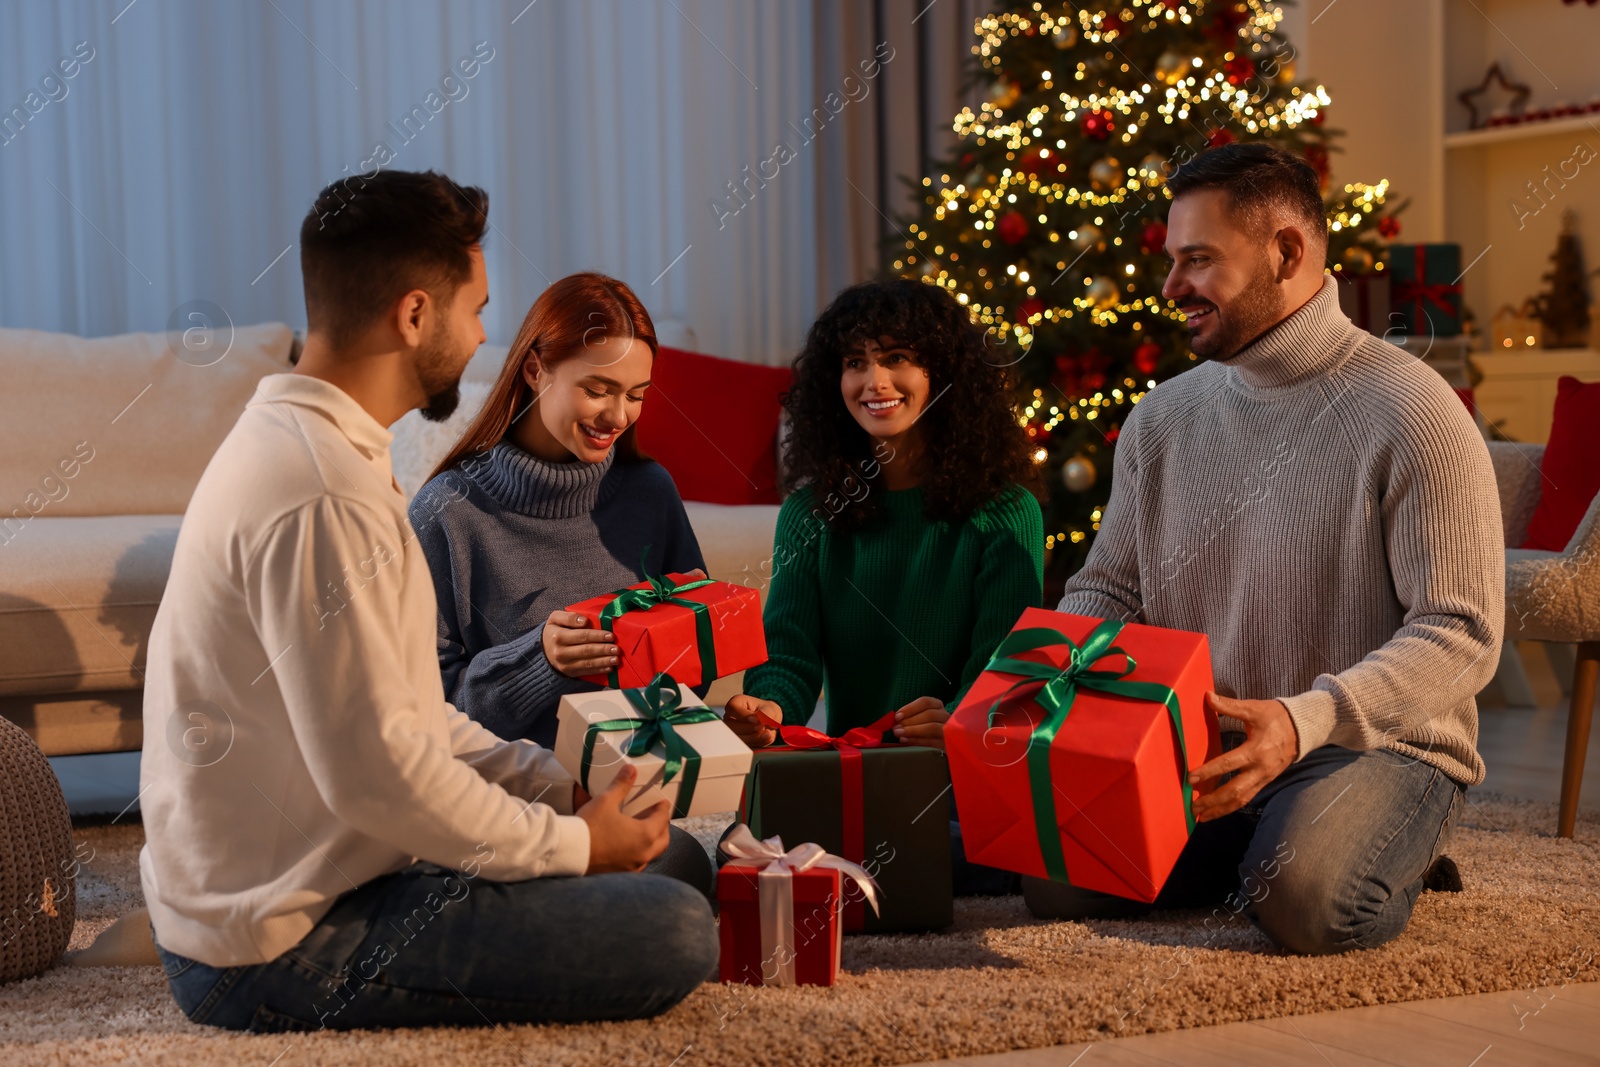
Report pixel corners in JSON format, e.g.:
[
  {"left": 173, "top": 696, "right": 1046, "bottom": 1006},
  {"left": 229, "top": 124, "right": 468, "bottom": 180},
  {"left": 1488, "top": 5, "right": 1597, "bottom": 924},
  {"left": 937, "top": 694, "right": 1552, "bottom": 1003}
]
[{"left": 1034, "top": 144, "right": 1504, "bottom": 955}]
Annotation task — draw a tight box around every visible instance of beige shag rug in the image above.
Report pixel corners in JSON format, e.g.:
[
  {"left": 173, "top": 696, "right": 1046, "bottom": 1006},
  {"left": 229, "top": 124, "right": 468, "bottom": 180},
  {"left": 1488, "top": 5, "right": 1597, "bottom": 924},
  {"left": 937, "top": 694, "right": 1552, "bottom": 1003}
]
[{"left": 2, "top": 794, "right": 1596, "bottom": 1067}]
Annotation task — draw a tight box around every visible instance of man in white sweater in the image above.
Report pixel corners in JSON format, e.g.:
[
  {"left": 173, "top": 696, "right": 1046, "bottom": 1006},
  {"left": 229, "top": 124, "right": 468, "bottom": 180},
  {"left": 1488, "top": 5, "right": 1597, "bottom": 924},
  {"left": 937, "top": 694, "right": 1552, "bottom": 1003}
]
[
  {"left": 140, "top": 170, "right": 716, "bottom": 1031},
  {"left": 1031, "top": 144, "right": 1504, "bottom": 956}
]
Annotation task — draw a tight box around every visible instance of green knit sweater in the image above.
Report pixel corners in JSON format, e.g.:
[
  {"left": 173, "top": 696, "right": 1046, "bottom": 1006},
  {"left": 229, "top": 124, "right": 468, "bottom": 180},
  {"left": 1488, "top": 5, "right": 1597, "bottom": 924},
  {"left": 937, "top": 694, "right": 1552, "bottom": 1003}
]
[{"left": 743, "top": 483, "right": 1045, "bottom": 734}]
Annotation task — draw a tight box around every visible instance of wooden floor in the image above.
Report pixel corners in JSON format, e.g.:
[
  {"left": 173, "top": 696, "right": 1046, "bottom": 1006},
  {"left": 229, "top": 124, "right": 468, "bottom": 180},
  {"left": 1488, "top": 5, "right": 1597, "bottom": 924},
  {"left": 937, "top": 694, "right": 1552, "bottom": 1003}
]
[{"left": 934, "top": 982, "right": 1600, "bottom": 1065}]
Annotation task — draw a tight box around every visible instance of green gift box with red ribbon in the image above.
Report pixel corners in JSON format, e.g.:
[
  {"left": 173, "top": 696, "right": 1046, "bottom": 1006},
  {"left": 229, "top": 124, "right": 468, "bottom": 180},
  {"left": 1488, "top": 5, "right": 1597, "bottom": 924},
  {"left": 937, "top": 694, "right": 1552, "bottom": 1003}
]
[
  {"left": 1389, "top": 243, "right": 1463, "bottom": 337},
  {"left": 737, "top": 716, "right": 953, "bottom": 934},
  {"left": 566, "top": 570, "right": 767, "bottom": 689},
  {"left": 945, "top": 608, "right": 1221, "bottom": 903}
]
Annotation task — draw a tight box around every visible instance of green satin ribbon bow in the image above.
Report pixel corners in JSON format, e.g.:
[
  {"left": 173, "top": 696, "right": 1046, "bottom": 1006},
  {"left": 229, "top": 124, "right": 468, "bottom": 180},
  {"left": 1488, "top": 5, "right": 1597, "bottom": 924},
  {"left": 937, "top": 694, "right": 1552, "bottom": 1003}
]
[
  {"left": 597, "top": 553, "right": 719, "bottom": 687},
  {"left": 579, "top": 672, "right": 719, "bottom": 819},
  {"left": 982, "top": 619, "right": 1194, "bottom": 884}
]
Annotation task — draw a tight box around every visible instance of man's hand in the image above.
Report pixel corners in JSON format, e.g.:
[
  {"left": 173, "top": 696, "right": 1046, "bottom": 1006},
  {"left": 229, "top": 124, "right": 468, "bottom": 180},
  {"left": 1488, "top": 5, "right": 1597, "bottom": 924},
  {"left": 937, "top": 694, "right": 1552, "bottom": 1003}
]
[
  {"left": 1188, "top": 692, "right": 1300, "bottom": 822},
  {"left": 723, "top": 694, "right": 780, "bottom": 749},
  {"left": 892, "top": 696, "right": 950, "bottom": 750},
  {"left": 577, "top": 764, "right": 671, "bottom": 873},
  {"left": 541, "top": 610, "right": 618, "bottom": 678}
]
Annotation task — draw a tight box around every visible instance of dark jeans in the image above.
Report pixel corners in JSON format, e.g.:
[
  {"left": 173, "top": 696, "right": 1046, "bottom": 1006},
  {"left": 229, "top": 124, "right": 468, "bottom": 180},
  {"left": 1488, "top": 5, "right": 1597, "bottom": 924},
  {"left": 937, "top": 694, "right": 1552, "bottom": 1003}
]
[
  {"left": 1023, "top": 742, "right": 1465, "bottom": 955},
  {"left": 155, "top": 832, "right": 718, "bottom": 1032}
]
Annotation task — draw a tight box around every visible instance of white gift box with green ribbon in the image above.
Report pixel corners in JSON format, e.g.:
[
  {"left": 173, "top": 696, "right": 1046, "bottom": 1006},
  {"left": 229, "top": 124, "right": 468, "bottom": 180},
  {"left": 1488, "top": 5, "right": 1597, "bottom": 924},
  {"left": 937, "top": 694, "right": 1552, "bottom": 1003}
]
[{"left": 554, "top": 676, "right": 753, "bottom": 819}]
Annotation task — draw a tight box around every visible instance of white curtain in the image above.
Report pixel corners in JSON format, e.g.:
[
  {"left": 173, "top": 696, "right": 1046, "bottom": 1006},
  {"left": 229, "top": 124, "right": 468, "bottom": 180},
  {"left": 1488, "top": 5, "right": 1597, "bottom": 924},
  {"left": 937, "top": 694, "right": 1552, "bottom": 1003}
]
[{"left": 0, "top": 0, "right": 823, "bottom": 365}]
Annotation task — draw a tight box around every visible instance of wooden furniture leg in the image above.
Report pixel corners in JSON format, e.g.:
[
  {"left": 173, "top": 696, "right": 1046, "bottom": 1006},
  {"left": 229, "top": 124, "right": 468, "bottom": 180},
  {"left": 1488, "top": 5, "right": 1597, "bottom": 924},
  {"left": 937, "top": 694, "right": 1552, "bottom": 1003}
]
[{"left": 1558, "top": 641, "right": 1600, "bottom": 838}]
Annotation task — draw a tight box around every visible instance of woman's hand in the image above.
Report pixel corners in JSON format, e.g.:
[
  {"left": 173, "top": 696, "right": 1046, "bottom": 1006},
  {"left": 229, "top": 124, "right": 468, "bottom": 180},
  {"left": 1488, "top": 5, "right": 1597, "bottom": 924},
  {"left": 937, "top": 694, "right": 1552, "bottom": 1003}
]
[
  {"left": 723, "top": 694, "right": 781, "bottom": 749},
  {"left": 893, "top": 696, "right": 950, "bottom": 749},
  {"left": 541, "top": 610, "right": 618, "bottom": 678}
]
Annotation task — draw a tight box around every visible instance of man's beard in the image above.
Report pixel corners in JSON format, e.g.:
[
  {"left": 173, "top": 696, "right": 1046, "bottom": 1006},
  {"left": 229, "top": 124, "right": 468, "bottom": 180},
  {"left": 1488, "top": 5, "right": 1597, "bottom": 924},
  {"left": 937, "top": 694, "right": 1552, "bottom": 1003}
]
[
  {"left": 416, "top": 322, "right": 467, "bottom": 423},
  {"left": 1191, "top": 252, "right": 1288, "bottom": 361}
]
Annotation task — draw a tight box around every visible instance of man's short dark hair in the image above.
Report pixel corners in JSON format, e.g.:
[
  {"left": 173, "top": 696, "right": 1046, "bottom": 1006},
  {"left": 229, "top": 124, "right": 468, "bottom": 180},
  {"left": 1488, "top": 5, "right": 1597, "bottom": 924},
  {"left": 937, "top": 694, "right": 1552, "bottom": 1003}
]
[
  {"left": 299, "top": 169, "right": 488, "bottom": 346},
  {"left": 1167, "top": 142, "right": 1326, "bottom": 248}
]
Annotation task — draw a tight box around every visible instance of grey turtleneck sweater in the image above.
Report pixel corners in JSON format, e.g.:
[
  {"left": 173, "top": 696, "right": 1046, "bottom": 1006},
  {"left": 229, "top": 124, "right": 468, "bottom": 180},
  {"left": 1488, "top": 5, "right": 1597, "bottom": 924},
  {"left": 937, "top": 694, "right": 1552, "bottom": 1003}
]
[
  {"left": 409, "top": 441, "right": 705, "bottom": 747},
  {"left": 1058, "top": 275, "right": 1504, "bottom": 786}
]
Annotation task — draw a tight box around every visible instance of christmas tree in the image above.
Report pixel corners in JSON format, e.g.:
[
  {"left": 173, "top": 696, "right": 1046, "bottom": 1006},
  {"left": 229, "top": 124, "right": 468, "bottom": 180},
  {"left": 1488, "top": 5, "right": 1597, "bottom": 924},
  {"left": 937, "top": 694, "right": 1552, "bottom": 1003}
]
[
  {"left": 1536, "top": 209, "right": 1592, "bottom": 349},
  {"left": 896, "top": 0, "right": 1400, "bottom": 574}
]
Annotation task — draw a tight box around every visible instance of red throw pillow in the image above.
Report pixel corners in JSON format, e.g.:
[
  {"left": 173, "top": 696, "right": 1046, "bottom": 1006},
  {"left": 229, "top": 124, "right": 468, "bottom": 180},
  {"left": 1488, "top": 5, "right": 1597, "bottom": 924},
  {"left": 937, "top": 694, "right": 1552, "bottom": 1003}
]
[
  {"left": 1522, "top": 376, "right": 1600, "bottom": 552},
  {"left": 635, "top": 345, "right": 792, "bottom": 506}
]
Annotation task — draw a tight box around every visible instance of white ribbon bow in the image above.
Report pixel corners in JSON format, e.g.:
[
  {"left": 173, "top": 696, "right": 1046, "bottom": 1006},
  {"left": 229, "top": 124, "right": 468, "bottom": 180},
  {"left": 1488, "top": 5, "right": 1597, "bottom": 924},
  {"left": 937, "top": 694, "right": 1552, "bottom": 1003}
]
[{"left": 720, "top": 823, "right": 882, "bottom": 987}]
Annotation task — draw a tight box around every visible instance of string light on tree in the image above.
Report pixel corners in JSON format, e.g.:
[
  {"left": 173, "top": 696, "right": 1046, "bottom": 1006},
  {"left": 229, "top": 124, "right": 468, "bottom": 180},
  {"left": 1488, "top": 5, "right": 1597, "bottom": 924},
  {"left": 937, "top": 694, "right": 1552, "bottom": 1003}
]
[{"left": 900, "top": 0, "right": 1401, "bottom": 571}]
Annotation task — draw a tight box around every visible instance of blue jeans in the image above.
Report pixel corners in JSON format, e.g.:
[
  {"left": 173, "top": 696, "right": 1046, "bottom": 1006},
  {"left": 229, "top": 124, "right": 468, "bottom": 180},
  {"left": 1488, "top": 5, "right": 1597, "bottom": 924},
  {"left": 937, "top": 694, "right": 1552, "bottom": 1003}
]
[
  {"left": 155, "top": 844, "right": 718, "bottom": 1031},
  {"left": 1023, "top": 742, "right": 1465, "bottom": 954}
]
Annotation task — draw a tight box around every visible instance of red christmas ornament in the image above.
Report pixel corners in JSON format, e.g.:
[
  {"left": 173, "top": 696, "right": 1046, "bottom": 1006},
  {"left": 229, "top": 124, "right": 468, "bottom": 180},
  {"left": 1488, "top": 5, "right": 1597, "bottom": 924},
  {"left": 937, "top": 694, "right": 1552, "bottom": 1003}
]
[
  {"left": 1140, "top": 220, "right": 1168, "bottom": 255},
  {"left": 1378, "top": 216, "right": 1401, "bottom": 238},
  {"left": 1018, "top": 149, "right": 1049, "bottom": 177},
  {"left": 1133, "top": 340, "right": 1162, "bottom": 375},
  {"left": 997, "top": 211, "right": 1030, "bottom": 245},
  {"left": 1204, "top": 2, "right": 1250, "bottom": 46},
  {"left": 1303, "top": 143, "right": 1331, "bottom": 188},
  {"left": 1017, "top": 298, "right": 1046, "bottom": 324},
  {"left": 1081, "top": 109, "right": 1115, "bottom": 141},
  {"left": 1082, "top": 371, "right": 1107, "bottom": 392},
  {"left": 1224, "top": 55, "right": 1255, "bottom": 85},
  {"left": 1207, "top": 127, "right": 1236, "bottom": 148},
  {"left": 1106, "top": 425, "right": 1121, "bottom": 443}
]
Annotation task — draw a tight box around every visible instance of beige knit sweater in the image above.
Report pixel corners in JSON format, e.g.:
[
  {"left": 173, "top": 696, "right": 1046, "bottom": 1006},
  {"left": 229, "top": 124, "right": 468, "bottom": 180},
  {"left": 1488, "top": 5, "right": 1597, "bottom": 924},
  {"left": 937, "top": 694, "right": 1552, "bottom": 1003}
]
[{"left": 1058, "top": 275, "right": 1504, "bottom": 786}]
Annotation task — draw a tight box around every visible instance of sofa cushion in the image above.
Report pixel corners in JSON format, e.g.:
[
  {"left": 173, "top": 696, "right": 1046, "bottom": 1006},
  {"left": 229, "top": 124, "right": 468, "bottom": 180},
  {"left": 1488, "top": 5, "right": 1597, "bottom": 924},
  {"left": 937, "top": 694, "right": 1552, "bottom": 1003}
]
[
  {"left": 0, "top": 515, "right": 179, "bottom": 696},
  {"left": 0, "top": 323, "right": 294, "bottom": 518},
  {"left": 1522, "top": 376, "right": 1600, "bottom": 552},
  {"left": 634, "top": 346, "right": 792, "bottom": 506}
]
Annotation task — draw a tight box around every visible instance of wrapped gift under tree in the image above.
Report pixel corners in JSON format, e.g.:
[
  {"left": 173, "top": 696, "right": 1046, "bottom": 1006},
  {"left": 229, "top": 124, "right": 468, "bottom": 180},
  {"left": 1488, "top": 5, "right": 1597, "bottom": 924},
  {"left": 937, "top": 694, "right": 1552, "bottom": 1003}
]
[
  {"left": 554, "top": 673, "right": 751, "bottom": 818},
  {"left": 1390, "top": 242, "right": 1464, "bottom": 337},
  {"left": 944, "top": 608, "right": 1221, "bottom": 903},
  {"left": 564, "top": 565, "right": 766, "bottom": 689},
  {"left": 737, "top": 714, "right": 952, "bottom": 933},
  {"left": 717, "top": 824, "right": 880, "bottom": 988},
  {"left": 1335, "top": 270, "right": 1393, "bottom": 336}
]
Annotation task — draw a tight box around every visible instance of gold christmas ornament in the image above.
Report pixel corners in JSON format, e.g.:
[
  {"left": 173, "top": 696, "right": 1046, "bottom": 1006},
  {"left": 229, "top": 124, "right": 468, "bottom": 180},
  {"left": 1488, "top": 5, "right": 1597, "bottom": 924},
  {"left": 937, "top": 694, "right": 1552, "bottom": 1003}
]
[
  {"left": 1071, "top": 224, "right": 1104, "bottom": 251},
  {"left": 1051, "top": 24, "right": 1078, "bottom": 50},
  {"left": 1342, "top": 246, "right": 1375, "bottom": 274},
  {"left": 1088, "top": 157, "right": 1124, "bottom": 190},
  {"left": 1139, "top": 153, "right": 1170, "bottom": 184},
  {"left": 1086, "top": 276, "right": 1119, "bottom": 309},
  {"left": 990, "top": 78, "right": 1020, "bottom": 110},
  {"left": 1274, "top": 58, "right": 1297, "bottom": 85},
  {"left": 1155, "top": 51, "right": 1190, "bottom": 86},
  {"left": 1062, "top": 455, "right": 1097, "bottom": 492}
]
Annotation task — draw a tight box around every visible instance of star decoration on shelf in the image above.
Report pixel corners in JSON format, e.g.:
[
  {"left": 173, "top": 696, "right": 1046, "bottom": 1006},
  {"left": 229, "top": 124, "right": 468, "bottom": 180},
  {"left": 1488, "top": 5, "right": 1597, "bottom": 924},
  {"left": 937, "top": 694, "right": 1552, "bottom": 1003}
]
[{"left": 1458, "top": 62, "right": 1531, "bottom": 129}]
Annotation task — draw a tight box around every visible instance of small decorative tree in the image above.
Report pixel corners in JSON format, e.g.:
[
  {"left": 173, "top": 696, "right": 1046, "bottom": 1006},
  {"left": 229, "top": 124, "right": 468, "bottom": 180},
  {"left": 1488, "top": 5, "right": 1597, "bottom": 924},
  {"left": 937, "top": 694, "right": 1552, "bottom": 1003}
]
[{"left": 1537, "top": 210, "right": 1592, "bottom": 349}]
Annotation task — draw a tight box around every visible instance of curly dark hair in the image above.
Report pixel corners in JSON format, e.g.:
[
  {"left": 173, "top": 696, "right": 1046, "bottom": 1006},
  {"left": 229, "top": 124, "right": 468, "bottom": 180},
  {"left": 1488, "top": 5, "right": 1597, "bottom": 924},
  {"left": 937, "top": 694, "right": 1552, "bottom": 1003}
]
[{"left": 783, "top": 277, "right": 1035, "bottom": 532}]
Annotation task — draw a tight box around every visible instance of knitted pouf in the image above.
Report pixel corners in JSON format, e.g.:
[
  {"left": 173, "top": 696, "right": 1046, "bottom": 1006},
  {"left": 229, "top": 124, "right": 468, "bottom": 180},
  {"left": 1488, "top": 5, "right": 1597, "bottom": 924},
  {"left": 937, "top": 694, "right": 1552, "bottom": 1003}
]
[{"left": 0, "top": 716, "right": 77, "bottom": 982}]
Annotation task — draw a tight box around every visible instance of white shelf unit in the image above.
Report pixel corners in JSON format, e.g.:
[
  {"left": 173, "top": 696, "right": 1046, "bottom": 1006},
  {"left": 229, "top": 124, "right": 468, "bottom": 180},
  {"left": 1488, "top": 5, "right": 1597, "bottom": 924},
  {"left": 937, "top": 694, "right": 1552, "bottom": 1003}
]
[{"left": 1435, "top": 0, "right": 1600, "bottom": 441}]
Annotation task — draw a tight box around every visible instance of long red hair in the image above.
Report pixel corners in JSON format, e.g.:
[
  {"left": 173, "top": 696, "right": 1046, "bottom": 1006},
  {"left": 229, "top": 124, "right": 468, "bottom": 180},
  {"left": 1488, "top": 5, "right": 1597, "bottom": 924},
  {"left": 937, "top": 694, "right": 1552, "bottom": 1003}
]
[{"left": 429, "top": 271, "right": 657, "bottom": 481}]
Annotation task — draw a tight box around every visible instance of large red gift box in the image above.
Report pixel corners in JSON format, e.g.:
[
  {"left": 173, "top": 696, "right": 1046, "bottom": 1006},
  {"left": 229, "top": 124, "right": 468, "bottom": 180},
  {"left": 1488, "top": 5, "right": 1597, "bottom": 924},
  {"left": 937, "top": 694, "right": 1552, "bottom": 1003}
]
[
  {"left": 565, "top": 572, "right": 766, "bottom": 689},
  {"left": 717, "top": 863, "right": 844, "bottom": 987},
  {"left": 944, "top": 607, "right": 1220, "bottom": 902}
]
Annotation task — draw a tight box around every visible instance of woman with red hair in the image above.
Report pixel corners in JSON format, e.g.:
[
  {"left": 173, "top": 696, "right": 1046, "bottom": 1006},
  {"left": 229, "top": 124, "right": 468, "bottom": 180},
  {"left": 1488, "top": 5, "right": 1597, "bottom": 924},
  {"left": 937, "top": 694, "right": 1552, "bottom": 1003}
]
[{"left": 410, "top": 272, "right": 711, "bottom": 891}]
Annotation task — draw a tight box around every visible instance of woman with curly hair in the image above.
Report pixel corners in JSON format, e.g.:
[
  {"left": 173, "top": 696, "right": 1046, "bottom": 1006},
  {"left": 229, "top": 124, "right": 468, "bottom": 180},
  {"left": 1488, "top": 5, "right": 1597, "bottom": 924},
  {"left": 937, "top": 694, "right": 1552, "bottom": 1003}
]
[{"left": 723, "top": 277, "right": 1044, "bottom": 756}]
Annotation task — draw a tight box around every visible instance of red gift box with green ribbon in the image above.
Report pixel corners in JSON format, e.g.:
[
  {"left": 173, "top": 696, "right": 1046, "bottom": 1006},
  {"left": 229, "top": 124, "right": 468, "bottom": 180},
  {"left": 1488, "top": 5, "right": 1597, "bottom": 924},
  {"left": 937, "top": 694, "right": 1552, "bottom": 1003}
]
[
  {"left": 944, "top": 608, "right": 1221, "bottom": 902},
  {"left": 565, "top": 570, "right": 766, "bottom": 689}
]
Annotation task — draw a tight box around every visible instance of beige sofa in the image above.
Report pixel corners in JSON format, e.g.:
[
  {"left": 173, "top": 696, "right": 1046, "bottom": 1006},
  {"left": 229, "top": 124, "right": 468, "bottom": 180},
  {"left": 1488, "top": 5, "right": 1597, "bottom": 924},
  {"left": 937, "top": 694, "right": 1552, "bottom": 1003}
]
[{"left": 0, "top": 325, "right": 778, "bottom": 757}]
